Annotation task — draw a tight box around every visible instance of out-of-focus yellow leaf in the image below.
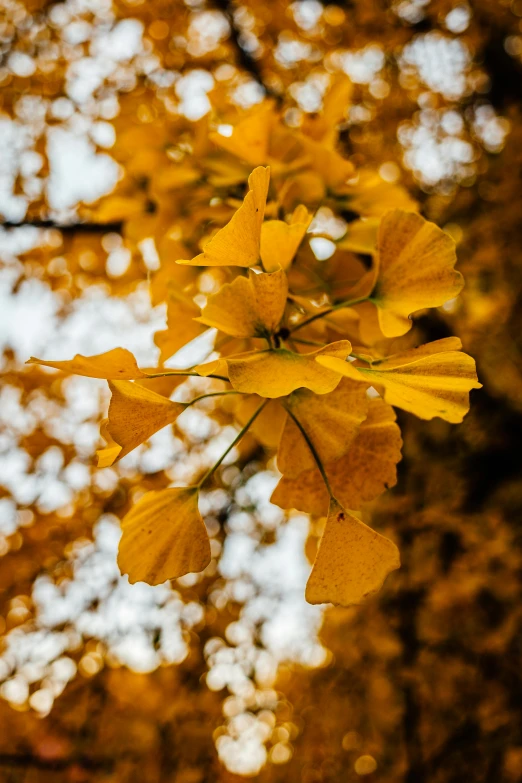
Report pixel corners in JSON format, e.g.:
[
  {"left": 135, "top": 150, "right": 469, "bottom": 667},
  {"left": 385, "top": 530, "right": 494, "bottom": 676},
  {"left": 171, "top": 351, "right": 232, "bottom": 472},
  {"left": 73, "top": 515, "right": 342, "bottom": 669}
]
[
  {"left": 118, "top": 488, "right": 210, "bottom": 585},
  {"left": 260, "top": 205, "right": 311, "bottom": 272},
  {"left": 177, "top": 166, "right": 270, "bottom": 267},
  {"left": 317, "top": 337, "right": 482, "bottom": 423},
  {"left": 337, "top": 217, "right": 380, "bottom": 254},
  {"left": 97, "top": 381, "right": 186, "bottom": 465},
  {"left": 305, "top": 500, "right": 400, "bottom": 606},
  {"left": 277, "top": 378, "right": 369, "bottom": 477},
  {"left": 235, "top": 395, "right": 286, "bottom": 448},
  {"left": 272, "top": 400, "right": 402, "bottom": 514},
  {"left": 226, "top": 341, "right": 351, "bottom": 398},
  {"left": 298, "top": 134, "right": 355, "bottom": 190},
  {"left": 89, "top": 195, "right": 146, "bottom": 222},
  {"left": 338, "top": 170, "right": 419, "bottom": 217},
  {"left": 301, "top": 74, "right": 352, "bottom": 147},
  {"left": 370, "top": 210, "right": 464, "bottom": 336},
  {"left": 197, "top": 269, "right": 287, "bottom": 338},
  {"left": 27, "top": 349, "right": 146, "bottom": 380},
  {"left": 154, "top": 288, "right": 206, "bottom": 363},
  {"left": 209, "top": 102, "right": 275, "bottom": 166}
]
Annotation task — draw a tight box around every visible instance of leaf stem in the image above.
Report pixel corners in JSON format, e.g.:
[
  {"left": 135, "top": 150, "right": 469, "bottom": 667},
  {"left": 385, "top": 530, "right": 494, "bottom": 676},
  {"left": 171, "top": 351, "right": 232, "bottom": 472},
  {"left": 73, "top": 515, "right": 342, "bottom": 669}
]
[
  {"left": 292, "top": 337, "right": 328, "bottom": 347},
  {"left": 283, "top": 405, "right": 337, "bottom": 503},
  {"left": 197, "top": 399, "right": 268, "bottom": 488},
  {"left": 186, "top": 390, "right": 244, "bottom": 407},
  {"left": 144, "top": 371, "right": 230, "bottom": 382},
  {"left": 289, "top": 296, "right": 369, "bottom": 334}
]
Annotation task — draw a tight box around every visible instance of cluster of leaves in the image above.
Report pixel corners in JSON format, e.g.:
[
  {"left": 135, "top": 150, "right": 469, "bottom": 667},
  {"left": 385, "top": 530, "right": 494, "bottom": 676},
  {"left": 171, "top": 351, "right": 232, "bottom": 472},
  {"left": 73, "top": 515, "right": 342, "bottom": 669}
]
[{"left": 29, "top": 89, "right": 480, "bottom": 606}]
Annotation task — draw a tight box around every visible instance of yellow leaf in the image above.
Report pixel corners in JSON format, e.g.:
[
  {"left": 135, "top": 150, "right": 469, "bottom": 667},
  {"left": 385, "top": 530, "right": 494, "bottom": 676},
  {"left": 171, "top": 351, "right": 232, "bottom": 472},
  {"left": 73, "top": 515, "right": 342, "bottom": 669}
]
[
  {"left": 227, "top": 341, "right": 351, "bottom": 398},
  {"left": 194, "top": 357, "right": 229, "bottom": 377},
  {"left": 302, "top": 74, "right": 352, "bottom": 147},
  {"left": 371, "top": 210, "right": 464, "bottom": 336},
  {"left": 305, "top": 500, "right": 400, "bottom": 606},
  {"left": 337, "top": 169, "right": 419, "bottom": 216},
  {"left": 260, "top": 205, "right": 311, "bottom": 272},
  {"left": 235, "top": 396, "right": 286, "bottom": 448},
  {"left": 134, "top": 372, "right": 187, "bottom": 398},
  {"left": 272, "top": 400, "right": 402, "bottom": 515},
  {"left": 27, "top": 348, "right": 146, "bottom": 380},
  {"left": 317, "top": 337, "right": 482, "bottom": 423},
  {"left": 277, "top": 378, "right": 369, "bottom": 477},
  {"left": 197, "top": 269, "right": 287, "bottom": 338},
  {"left": 177, "top": 166, "right": 270, "bottom": 267},
  {"left": 337, "top": 217, "right": 380, "bottom": 254},
  {"left": 118, "top": 488, "right": 211, "bottom": 585},
  {"left": 298, "top": 134, "right": 355, "bottom": 190},
  {"left": 154, "top": 288, "right": 207, "bottom": 363},
  {"left": 98, "top": 381, "right": 186, "bottom": 465},
  {"left": 90, "top": 195, "right": 146, "bottom": 223},
  {"left": 97, "top": 419, "right": 122, "bottom": 468},
  {"left": 209, "top": 102, "right": 275, "bottom": 166}
]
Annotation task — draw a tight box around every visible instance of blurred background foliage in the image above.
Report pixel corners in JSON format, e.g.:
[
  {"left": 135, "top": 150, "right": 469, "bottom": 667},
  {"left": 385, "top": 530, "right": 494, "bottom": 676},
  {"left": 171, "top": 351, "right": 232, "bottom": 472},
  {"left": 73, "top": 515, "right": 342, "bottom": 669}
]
[{"left": 1, "top": 0, "right": 522, "bottom": 781}]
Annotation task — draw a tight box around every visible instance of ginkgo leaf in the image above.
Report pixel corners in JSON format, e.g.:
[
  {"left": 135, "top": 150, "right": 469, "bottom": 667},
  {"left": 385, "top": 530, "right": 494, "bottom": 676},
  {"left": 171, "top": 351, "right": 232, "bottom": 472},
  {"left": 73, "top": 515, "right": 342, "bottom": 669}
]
[
  {"left": 317, "top": 337, "right": 482, "bottom": 423},
  {"left": 27, "top": 348, "right": 146, "bottom": 380},
  {"left": 134, "top": 372, "right": 187, "bottom": 397},
  {"left": 337, "top": 217, "right": 379, "bottom": 254},
  {"left": 305, "top": 500, "right": 400, "bottom": 606},
  {"left": 209, "top": 102, "right": 275, "bottom": 166},
  {"left": 277, "top": 378, "right": 369, "bottom": 477},
  {"left": 97, "top": 381, "right": 186, "bottom": 465},
  {"left": 154, "top": 287, "right": 207, "bottom": 363},
  {"left": 196, "top": 269, "right": 287, "bottom": 338},
  {"left": 298, "top": 134, "right": 355, "bottom": 190},
  {"left": 227, "top": 341, "right": 351, "bottom": 398},
  {"left": 177, "top": 166, "right": 270, "bottom": 267},
  {"left": 118, "top": 487, "right": 211, "bottom": 585},
  {"left": 97, "top": 419, "right": 123, "bottom": 468},
  {"left": 370, "top": 210, "right": 464, "bottom": 336},
  {"left": 260, "top": 205, "right": 311, "bottom": 272},
  {"left": 337, "top": 170, "right": 418, "bottom": 217},
  {"left": 302, "top": 74, "right": 352, "bottom": 147},
  {"left": 272, "top": 400, "right": 402, "bottom": 515},
  {"left": 235, "top": 396, "right": 286, "bottom": 448}
]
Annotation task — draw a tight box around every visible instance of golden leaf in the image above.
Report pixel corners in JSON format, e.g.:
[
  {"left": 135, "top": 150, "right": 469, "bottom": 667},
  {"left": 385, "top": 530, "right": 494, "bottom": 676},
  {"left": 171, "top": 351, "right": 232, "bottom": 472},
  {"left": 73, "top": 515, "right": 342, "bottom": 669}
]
[
  {"left": 209, "top": 102, "right": 275, "bottom": 166},
  {"left": 118, "top": 487, "right": 211, "bottom": 585},
  {"left": 97, "top": 381, "right": 186, "bottom": 466},
  {"left": 154, "top": 288, "right": 206, "bottom": 363},
  {"left": 177, "top": 166, "right": 270, "bottom": 267},
  {"left": 27, "top": 348, "right": 146, "bottom": 380},
  {"left": 305, "top": 500, "right": 400, "bottom": 606},
  {"left": 260, "top": 205, "right": 311, "bottom": 272},
  {"left": 317, "top": 337, "right": 482, "bottom": 423},
  {"left": 197, "top": 269, "right": 288, "bottom": 338},
  {"left": 226, "top": 341, "right": 352, "bottom": 398},
  {"left": 370, "top": 210, "right": 464, "bottom": 336},
  {"left": 337, "top": 170, "right": 418, "bottom": 217},
  {"left": 337, "top": 217, "right": 380, "bottom": 254},
  {"left": 277, "top": 378, "right": 369, "bottom": 477},
  {"left": 272, "top": 400, "right": 402, "bottom": 515},
  {"left": 235, "top": 396, "right": 286, "bottom": 448},
  {"left": 298, "top": 134, "right": 355, "bottom": 190}
]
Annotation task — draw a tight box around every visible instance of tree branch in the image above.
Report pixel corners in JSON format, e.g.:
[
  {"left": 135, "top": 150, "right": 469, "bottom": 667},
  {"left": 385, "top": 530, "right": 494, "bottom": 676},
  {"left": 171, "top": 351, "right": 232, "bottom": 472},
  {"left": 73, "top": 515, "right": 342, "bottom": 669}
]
[
  {"left": 213, "top": 0, "right": 279, "bottom": 99},
  {"left": 1, "top": 220, "right": 124, "bottom": 234}
]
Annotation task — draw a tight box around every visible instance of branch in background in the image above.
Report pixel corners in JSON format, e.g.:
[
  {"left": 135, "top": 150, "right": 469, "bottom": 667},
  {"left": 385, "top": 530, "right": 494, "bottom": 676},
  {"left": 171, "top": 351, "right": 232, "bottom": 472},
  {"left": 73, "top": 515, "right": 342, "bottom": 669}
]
[
  {"left": 213, "top": 0, "right": 279, "bottom": 100},
  {"left": 0, "top": 753, "right": 110, "bottom": 771},
  {"left": 1, "top": 220, "right": 124, "bottom": 234}
]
